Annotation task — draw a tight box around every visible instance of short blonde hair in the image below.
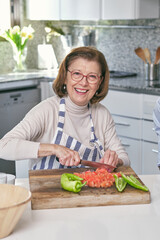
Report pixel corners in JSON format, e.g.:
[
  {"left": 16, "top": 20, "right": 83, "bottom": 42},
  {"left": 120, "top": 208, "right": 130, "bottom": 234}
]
[{"left": 53, "top": 46, "right": 109, "bottom": 104}]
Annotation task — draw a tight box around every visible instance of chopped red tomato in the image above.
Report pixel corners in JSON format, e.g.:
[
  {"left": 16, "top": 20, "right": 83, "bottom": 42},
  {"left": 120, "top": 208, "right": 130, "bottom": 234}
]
[{"left": 74, "top": 168, "right": 117, "bottom": 188}]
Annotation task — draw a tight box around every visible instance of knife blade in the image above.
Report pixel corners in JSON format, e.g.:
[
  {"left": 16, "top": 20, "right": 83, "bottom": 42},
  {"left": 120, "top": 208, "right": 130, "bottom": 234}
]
[{"left": 80, "top": 160, "right": 116, "bottom": 172}]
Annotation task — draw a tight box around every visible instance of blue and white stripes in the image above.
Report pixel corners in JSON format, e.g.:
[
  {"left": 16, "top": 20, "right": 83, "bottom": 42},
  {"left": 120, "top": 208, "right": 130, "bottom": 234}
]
[{"left": 32, "top": 98, "right": 104, "bottom": 170}]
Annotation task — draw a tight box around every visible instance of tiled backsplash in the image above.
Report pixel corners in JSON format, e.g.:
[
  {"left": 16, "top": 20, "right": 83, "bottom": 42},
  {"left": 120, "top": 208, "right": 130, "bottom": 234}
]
[
  {"left": 96, "top": 21, "right": 160, "bottom": 74},
  {"left": 1, "top": 11, "right": 160, "bottom": 75}
]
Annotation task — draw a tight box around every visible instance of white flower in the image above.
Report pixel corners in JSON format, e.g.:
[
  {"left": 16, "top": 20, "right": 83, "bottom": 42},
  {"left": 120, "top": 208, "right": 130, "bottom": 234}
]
[
  {"left": 45, "top": 27, "right": 51, "bottom": 33},
  {"left": 0, "top": 25, "right": 35, "bottom": 52},
  {"left": 11, "top": 25, "right": 20, "bottom": 35},
  {"left": 27, "top": 25, "right": 35, "bottom": 34}
]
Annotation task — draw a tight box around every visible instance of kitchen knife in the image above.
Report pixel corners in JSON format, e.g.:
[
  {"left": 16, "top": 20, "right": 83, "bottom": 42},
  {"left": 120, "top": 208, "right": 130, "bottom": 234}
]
[{"left": 80, "top": 160, "right": 116, "bottom": 172}]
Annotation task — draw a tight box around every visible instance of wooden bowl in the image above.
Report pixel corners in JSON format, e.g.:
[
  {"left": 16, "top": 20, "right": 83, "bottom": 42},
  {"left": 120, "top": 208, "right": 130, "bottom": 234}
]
[{"left": 0, "top": 184, "right": 31, "bottom": 239}]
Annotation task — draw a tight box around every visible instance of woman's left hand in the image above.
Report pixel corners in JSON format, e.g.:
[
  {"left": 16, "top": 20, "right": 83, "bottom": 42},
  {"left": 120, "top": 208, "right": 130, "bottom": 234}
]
[{"left": 100, "top": 149, "right": 119, "bottom": 167}]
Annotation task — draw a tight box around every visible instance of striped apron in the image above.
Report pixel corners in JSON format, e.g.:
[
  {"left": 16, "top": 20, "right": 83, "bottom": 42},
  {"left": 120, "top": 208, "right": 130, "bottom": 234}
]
[{"left": 32, "top": 98, "right": 104, "bottom": 170}]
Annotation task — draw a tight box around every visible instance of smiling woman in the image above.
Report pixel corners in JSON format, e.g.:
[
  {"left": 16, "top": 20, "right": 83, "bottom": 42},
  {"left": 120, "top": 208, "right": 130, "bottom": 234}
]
[
  {"left": 53, "top": 46, "right": 109, "bottom": 104},
  {"left": 0, "top": 46, "right": 130, "bottom": 172},
  {"left": 65, "top": 58, "right": 102, "bottom": 106}
]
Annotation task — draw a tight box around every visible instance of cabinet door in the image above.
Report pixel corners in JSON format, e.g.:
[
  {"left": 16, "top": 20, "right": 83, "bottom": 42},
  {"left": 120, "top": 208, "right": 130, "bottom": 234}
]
[
  {"left": 136, "top": 0, "right": 159, "bottom": 19},
  {"left": 113, "top": 115, "right": 142, "bottom": 139},
  {"left": 26, "top": 0, "right": 60, "bottom": 20},
  {"left": 102, "top": 0, "right": 135, "bottom": 20},
  {"left": 142, "top": 120, "right": 157, "bottom": 143},
  {"left": 143, "top": 94, "right": 159, "bottom": 120},
  {"left": 119, "top": 136, "right": 142, "bottom": 174},
  {"left": 40, "top": 81, "right": 55, "bottom": 101},
  {"left": 60, "top": 0, "right": 100, "bottom": 20},
  {"left": 101, "top": 0, "right": 159, "bottom": 20},
  {"left": 142, "top": 142, "right": 160, "bottom": 174},
  {"left": 101, "top": 90, "right": 143, "bottom": 118},
  {"left": 0, "top": 0, "right": 11, "bottom": 29}
]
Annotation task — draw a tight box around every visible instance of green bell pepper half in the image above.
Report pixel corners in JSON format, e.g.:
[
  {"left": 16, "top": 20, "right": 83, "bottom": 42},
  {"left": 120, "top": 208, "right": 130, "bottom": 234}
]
[
  {"left": 121, "top": 173, "right": 149, "bottom": 192},
  {"left": 61, "top": 173, "right": 86, "bottom": 193},
  {"left": 113, "top": 174, "right": 127, "bottom": 192}
]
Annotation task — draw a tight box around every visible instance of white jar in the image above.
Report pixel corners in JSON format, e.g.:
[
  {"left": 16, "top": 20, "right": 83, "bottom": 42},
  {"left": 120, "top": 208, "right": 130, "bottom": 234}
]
[{"left": 0, "top": 173, "right": 7, "bottom": 184}]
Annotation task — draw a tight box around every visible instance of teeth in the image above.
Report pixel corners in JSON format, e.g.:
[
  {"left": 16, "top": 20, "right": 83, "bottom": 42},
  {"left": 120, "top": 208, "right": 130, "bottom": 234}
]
[{"left": 76, "top": 89, "right": 87, "bottom": 93}]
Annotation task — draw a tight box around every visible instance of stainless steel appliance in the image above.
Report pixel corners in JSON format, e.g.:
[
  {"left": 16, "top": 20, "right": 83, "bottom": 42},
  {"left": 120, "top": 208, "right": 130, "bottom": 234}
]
[{"left": 0, "top": 80, "right": 41, "bottom": 176}]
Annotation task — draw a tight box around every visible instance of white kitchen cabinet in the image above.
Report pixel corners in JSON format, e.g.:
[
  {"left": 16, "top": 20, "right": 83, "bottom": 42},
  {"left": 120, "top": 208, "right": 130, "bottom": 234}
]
[
  {"left": 101, "top": 90, "right": 143, "bottom": 174},
  {"left": 143, "top": 94, "right": 159, "bottom": 120},
  {"left": 40, "top": 81, "right": 55, "bottom": 101},
  {"left": 113, "top": 115, "right": 142, "bottom": 174},
  {"left": 142, "top": 120, "right": 157, "bottom": 143},
  {"left": 101, "top": 90, "right": 160, "bottom": 175},
  {"left": 142, "top": 142, "right": 159, "bottom": 174},
  {"left": 26, "top": 0, "right": 60, "bottom": 20},
  {"left": 0, "top": 0, "right": 11, "bottom": 29},
  {"left": 102, "top": 0, "right": 135, "bottom": 20},
  {"left": 26, "top": 0, "right": 100, "bottom": 20},
  {"left": 119, "top": 136, "right": 142, "bottom": 174},
  {"left": 26, "top": 0, "right": 159, "bottom": 21},
  {"left": 102, "top": 90, "right": 143, "bottom": 118},
  {"left": 101, "top": 0, "right": 159, "bottom": 20},
  {"left": 113, "top": 115, "right": 142, "bottom": 140},
  {"left": 60, "top": 0, "right": 100, "bottom": 20}
]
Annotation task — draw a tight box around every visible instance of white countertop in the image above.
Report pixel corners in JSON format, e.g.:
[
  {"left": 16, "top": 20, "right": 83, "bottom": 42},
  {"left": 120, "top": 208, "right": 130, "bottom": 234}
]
[
  {"left": 0, "top": 69, "right": 58, "bottom": 91},
  {"left": 0, "top": 69, "right": 58, "bottom": 82},
  {"left": 6, "top": 175, "right": 160, "bottom": 240}
]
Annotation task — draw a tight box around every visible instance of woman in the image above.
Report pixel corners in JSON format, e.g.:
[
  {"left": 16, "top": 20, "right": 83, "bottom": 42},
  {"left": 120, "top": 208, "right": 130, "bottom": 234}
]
[{"left": 0, "top": 46, "right": 130, "bottom": 170}]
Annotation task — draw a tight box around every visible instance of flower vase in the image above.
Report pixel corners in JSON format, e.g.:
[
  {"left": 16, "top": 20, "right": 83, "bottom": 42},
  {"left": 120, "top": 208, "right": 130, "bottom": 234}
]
[{"left": 12, "top": 46, "right": 27, "bottom": 72}]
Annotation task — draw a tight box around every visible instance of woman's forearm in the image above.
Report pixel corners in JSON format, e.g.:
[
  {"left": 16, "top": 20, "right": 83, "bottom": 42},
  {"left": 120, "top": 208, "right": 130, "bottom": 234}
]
[
  {"left": 38, "top": 143, "right": 57, "bottom": 157},
  {"left": 0, "top": 137, "right": 40, "bottom": 160}
]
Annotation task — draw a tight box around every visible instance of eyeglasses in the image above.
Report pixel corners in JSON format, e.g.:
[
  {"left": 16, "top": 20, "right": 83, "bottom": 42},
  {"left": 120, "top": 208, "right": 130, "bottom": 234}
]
[{"left": 68, "top": 69, "right": 101, "bottom": 84}]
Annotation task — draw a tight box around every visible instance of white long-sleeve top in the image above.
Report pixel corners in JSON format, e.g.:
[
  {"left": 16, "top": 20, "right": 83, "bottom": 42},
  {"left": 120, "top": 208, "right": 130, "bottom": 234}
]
[{"left": 0, "top": 95, "right": 130, "bottom": 169}]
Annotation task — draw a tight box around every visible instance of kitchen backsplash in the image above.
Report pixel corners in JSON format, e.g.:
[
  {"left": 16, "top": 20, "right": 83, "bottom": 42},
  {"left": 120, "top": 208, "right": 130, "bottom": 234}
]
[{"left": 1, "top": 4, "right": 160, "bottom": 75}]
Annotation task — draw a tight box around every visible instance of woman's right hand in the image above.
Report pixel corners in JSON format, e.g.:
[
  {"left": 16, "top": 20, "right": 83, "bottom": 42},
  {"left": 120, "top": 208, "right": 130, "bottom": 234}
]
[
  {"left": 55, "top": 144, "right": 81, "bottom": 166},
  {"left": 38, "top": 143, "right": 81, "bottom": 167}
]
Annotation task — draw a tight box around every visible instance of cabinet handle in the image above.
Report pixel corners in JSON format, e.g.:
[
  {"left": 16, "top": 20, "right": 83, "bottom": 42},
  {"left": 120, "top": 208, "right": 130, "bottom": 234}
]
[
  {"left": 122, "top": 143, "right": 130, "bottom": 147},
  {"left": 152, "top": 149, "right": 158, "bottom": 153},
  {"left": 10, "top": 93, "right": 21, "bottom": 98},
  {"left": 115, "top": 122, "right": 130, "bottom": 127}
]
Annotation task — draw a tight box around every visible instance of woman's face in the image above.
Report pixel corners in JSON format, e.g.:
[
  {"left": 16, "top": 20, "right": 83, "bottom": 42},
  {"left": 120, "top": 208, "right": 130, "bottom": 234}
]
[{"left": 65, "top": 57, "right": 102, "bottom": 106}]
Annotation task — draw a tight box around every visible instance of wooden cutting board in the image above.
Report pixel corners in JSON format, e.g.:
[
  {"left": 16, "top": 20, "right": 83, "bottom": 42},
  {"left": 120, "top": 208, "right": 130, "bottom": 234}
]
[{"left": 29, "top": 166, "right": 151, "bottom": 210}]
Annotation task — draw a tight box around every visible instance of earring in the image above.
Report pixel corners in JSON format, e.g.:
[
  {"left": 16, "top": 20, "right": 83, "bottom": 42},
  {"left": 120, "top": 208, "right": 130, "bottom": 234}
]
[{"left": 62, "top": 84, "right": 67, "bottom": 93}]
